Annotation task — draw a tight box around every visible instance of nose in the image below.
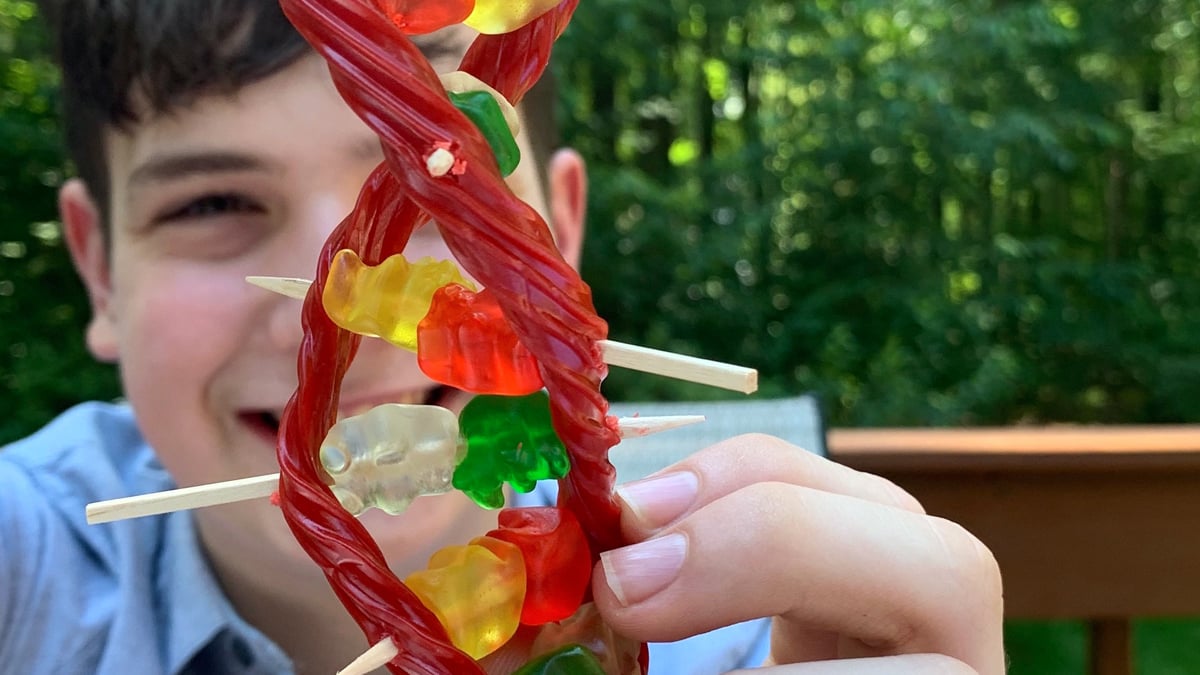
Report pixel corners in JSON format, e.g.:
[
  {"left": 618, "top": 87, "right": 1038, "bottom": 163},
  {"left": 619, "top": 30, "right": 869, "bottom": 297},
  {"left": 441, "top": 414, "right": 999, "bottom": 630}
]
[{"left": 264, "top": 290, "right": 305, "bottom": 352}]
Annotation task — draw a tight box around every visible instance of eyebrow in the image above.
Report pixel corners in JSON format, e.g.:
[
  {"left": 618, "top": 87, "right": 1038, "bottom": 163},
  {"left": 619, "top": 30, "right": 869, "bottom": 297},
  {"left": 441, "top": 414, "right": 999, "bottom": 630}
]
[
  {"left": 128, "top": 151, "right": 276, "bottom": 188},
  {"left": 128, "top": 135, "right": 384, "bottom": 190}
]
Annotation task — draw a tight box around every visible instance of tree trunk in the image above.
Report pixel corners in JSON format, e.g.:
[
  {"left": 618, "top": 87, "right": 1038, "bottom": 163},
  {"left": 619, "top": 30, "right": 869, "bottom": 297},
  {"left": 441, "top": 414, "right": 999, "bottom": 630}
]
[{"left": 1106, "top": 156, "right": 1126, "bottom": 261}]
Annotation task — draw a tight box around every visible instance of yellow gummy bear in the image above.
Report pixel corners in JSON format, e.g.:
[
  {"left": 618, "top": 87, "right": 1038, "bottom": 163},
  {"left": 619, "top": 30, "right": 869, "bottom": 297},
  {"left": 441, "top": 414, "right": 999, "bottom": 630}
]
[
  {"left": 463, "top": 0, "right": 561, "bottom": 34},
  {"left": 405, "top": 536, "right": 526, "bottom": 659},
  {"left": 322, "top": 249, "right": 476, "bottom": 351}
]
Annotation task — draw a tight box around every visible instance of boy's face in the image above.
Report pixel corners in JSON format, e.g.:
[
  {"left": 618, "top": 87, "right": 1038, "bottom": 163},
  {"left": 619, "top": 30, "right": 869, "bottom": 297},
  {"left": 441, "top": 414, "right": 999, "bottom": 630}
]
[{"left": 62, "top": 53, "right": 585, "bottom": 581}]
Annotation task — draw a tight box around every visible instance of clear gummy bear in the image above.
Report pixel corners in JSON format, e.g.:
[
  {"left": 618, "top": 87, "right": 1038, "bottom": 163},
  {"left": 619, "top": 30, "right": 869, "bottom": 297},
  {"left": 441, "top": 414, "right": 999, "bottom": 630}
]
[{"left": 319, "top": 403, "right": 466, "bottom": 516}]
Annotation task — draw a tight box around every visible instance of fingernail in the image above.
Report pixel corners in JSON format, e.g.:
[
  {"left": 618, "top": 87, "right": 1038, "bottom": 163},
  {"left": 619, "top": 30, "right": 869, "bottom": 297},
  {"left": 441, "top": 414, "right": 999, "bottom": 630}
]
[
  {"left": 615, "top": 471, "right": 699, "bottom": 530},
  {"left": 601, "top": 532, "right": 687, "bottom": 607}
]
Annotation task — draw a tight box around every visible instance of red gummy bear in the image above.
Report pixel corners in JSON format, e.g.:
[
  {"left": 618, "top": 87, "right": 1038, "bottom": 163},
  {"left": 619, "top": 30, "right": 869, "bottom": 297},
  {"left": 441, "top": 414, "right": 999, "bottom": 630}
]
[
  {"left": 417, "top": 285, "right": 544, "bottom": 395},
  {"left": 369, "top": 0, "right": 474, "bottom": 34},
  {"left": 488, "top": 507, "right": 592, "bottom": 625}
]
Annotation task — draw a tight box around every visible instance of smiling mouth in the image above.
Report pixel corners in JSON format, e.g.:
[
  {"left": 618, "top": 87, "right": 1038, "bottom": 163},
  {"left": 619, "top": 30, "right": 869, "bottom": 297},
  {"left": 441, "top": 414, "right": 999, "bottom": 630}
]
[{"left": 238, "top": 385, "right": 455, "bottom": 442}]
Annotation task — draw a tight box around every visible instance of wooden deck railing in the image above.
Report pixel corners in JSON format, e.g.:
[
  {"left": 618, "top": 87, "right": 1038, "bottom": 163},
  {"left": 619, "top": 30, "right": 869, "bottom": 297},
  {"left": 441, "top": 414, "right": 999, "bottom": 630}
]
[{"left": 827, "top": 426, "right": 1200, "bottom": 675}]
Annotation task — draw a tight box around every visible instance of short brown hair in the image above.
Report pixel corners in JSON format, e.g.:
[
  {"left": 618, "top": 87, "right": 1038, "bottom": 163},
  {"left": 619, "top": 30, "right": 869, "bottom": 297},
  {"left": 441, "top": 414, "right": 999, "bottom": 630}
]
[
  {"left": 37, "top": 0, "right": 557, "bottom": 231},
  {"left": 38, "top": 0, "right": 310, "bottom": 226}
]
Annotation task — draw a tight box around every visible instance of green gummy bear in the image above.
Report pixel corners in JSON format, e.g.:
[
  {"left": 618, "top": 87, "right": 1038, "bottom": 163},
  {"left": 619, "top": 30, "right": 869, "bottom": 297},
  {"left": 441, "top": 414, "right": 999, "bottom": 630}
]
[
  {"left": 511, "top": 644, "right": 607, "bottom": 675},
  {"left": 453, "top": 391, "right": 570, "bottom": 509},
  {"left": 449, "top": 89, "right": 521, "bottom": 177}
]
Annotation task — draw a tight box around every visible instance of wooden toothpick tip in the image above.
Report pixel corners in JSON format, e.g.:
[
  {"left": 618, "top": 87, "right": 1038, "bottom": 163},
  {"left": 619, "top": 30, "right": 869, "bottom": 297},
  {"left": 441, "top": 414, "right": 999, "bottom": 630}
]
[
  {"left": 617, "top": 414, "right": 705, "bottom": 438},
  {"left": 246, "top": 275, "right": 759, "bottom": 394},
  {"left": 600, "top": 340, "right": 758, "bottom": 394},
  {"left": 338, "top": 637, "right": 398, "bottom": 675},
  {"left": 245, "top": 275, "right": 311, "bottom": 300},
  {"left": 85, "top": 415, "right": 705, "bottom": 525}
]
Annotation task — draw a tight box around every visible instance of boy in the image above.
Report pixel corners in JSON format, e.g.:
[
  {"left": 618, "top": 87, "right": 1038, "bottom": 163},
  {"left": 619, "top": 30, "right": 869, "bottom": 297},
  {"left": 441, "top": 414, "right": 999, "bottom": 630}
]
[{"left": 0, "top": 1, "right": 1004, "bottom": 673}]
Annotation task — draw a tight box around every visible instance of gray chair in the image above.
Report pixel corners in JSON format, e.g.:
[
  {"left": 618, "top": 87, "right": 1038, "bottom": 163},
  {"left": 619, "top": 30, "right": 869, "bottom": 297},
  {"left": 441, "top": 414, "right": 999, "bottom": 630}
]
[{"left": 606, "top": 395, "right": 827, "bottom": 482}]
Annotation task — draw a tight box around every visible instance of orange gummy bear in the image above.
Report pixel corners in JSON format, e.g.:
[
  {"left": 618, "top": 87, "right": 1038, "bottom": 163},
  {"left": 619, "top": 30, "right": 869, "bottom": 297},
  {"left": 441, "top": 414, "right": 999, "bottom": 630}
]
[
  {"left": 370, "top": 0, "right": 474, "bottom": 34},
  {"left": 417, "top": 284, "right": 544, "bottom": 395}
]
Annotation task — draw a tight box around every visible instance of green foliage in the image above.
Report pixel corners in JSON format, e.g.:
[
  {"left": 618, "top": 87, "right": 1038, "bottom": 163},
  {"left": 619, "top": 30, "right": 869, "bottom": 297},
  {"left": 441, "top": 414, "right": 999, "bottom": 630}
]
[
  {"left": 1004, "top": 618, "right": 1200, "bottom": 674},
  {"left": 1137, "top": 618, "right": 1200, "bottom": 674},
  {"left": 0, "top": 1, "right": 120, "bottom": 445},
  {"left": 4, "top": 0, "right": 1200, "bottom": 445},
  {"left": 562, "top": 0, "right": 1200, "bottom": 425},
  {"left": 1003, "top": 620, "right": 1087, "bottom": 675}
]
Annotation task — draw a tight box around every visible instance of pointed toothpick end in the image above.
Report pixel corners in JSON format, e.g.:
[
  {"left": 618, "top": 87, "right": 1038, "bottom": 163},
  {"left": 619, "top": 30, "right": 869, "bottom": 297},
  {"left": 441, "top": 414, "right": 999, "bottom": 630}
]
[
  {"left": 245, "top": 275, "right": 313, "bottom": 300},
  {"left": 338, "top": 637, "right": 399, "bottom": 675}
]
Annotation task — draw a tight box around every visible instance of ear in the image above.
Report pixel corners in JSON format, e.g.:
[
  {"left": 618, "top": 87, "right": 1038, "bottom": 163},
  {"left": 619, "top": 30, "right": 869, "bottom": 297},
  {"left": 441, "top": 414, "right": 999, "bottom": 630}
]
[
  {"left": 546, "top": 148, "right": 587, "bottom": 270},
  {"left": 61, "top": 178, "right": 119, "bottom": 363}
]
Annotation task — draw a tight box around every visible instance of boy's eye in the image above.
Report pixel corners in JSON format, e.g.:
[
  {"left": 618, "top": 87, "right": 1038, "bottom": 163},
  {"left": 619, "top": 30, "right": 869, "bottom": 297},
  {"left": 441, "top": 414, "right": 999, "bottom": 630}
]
[{"left": 157, "top": 193, "right": 263, "bottom": 223}]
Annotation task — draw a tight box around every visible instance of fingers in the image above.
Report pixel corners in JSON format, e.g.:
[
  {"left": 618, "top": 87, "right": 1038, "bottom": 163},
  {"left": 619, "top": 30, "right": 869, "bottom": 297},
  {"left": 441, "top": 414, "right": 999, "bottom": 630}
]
[
  {"left": 730, "top": 654, "right": 979, "bottom": 675},
  {"left": 613, "top": 433, "right": 925, "bottom": 539},
  {"left": 592, "top": 435, "right": 1005, "bottom": 675}
]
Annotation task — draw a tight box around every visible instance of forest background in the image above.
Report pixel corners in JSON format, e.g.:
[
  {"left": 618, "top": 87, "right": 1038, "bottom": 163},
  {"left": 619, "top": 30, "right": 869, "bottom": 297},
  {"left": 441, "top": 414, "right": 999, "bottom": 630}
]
[
  {"left": 2, "top": 1, "right": 1200, "bottom": 672},
  {"left": 5, "top": 0, "right": 1199, "bottom": 442}
]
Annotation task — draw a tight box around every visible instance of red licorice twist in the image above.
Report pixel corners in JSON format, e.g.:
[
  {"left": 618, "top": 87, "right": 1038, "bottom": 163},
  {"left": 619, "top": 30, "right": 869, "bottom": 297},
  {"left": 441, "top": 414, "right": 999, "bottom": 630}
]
[{"left": 274, "top": 0, "right": 631, "bottom": 672}]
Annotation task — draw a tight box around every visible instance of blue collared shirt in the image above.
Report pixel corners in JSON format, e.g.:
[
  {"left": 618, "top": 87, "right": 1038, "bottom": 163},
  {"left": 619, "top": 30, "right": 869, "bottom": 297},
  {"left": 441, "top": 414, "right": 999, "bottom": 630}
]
[{"left": 0, "top": 402, "right": 770, "bottom": 674}]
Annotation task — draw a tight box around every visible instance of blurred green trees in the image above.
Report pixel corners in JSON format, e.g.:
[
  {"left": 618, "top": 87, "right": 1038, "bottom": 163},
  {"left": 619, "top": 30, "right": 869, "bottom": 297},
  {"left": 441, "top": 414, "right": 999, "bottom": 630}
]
[
  {"left": 562, "top": 0, "right": 1200, "bottom": 425},
  {"left": 0, "top": 0, "right": 119, "bottom": 443},
  {"left": 3, "top": 0, "right": 1200, "bottom": 444}
]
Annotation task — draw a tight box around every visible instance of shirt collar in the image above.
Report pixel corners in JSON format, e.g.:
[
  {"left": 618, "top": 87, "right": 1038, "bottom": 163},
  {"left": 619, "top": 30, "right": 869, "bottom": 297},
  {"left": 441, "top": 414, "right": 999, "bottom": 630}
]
[
  {"left": 154, "top": 493, "right": 292, "bottom": 674},
  {"left": 155, "top": 510, "right": 232, "bottom": 672}
]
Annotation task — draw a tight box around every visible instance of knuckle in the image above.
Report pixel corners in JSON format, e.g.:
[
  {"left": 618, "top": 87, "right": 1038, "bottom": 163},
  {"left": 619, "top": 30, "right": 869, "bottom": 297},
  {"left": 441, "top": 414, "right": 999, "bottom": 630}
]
[
  {"left": 930, "top": 516, "right": 1004, "bottom": 609},
  {"left": 865, "top": 472, "right": 927, "bottom": 514},
  {"left": 856, "top": 615, "right": 922, "bottom": 653},
  {"left": 694, "top": 431, "right": 815, "bottom": 477},
  {"left": 723, "top": 432, "right": 800, "bottom": 459}
]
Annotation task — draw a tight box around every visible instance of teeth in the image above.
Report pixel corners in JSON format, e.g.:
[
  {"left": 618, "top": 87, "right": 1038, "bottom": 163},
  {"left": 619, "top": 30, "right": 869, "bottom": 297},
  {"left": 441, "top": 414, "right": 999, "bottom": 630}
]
[{"left": 392, "top": 391, "right": 428, "bottom": 406}]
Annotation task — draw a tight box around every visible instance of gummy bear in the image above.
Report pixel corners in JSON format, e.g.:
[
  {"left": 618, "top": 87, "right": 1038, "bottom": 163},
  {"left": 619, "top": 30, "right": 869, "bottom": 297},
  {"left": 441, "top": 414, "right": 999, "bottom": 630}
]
[
  {"left": 454, "top": 392, "right": 570, "bottom": 509},
  {"left": 369, "top": 0, "right": 474, "bottom": 34},
  {"left": 405, "top": 535, "right": 526, "bottom": 659},
  {"left": 441, "top": 71, "right": 520, "bottom": 137},
  {"left": 322, "top": 249, "right": 475, "bottom": 351},
  {"left": 450, "top": 89, "right": 521, "bottom": 176},
  {"left": 488, "top": 507, "right": 591, "bottom": 625},
  {"left": 319, "top": 403, "right": 465, "bottom": 515},
  {"left": 417, "top": 285, "right": 544, "bottom": 395},
  {"left": 464, "top": 0, "right": 561, "bottom": 34},
  {"left": 512, "top": 644, "right": 607, "bottom": 675},
  {"left": 530, "top": 603, "right": 644, "bottom": 675}
]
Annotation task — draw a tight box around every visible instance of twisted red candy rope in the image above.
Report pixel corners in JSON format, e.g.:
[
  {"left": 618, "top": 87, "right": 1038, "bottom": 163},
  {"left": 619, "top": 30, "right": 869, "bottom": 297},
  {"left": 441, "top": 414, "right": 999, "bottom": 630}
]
[{"left": 274, "top": 1, "right": 635, "bottom": 672}]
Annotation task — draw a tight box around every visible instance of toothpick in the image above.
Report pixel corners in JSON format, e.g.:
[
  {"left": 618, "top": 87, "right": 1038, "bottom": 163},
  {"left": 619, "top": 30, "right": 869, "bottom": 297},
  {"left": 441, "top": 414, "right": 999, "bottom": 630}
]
[
  {"left": 338, "top": 637, "right": 398, "bottom": 675},
  {"left": 86, "top": 474, "right": 280, "bottom": 525},
  {"left": 617, "top": 414, "right": 704, "bottom": 437},
  {"left": 599, "top": 341, "right": 757, "bottom": 394},
  {"left": 86, "top": 415, "right": 704, "bottom": 525},
  {"left": 246, "top": 275, "right": 310, "bottom": 300},
  {"left": 246, "top": 275, "right": 758, "bottom": 394}
]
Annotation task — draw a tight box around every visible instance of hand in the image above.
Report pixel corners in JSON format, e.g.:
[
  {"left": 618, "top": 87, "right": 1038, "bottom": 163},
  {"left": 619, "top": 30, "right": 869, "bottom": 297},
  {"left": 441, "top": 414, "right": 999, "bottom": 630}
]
[{"left": 591, "top": 433, "right": 1005, "bottom": 674}]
